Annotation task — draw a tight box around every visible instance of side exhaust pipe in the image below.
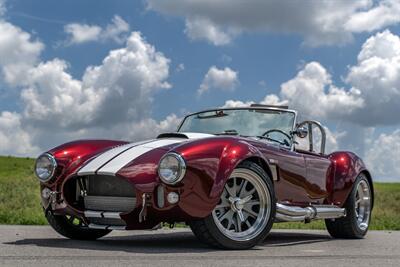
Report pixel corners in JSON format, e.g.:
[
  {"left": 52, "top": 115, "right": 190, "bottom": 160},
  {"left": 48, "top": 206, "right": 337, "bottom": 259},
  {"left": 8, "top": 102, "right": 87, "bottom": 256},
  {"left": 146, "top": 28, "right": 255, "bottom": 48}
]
[{"left": 276, "top": 203, "right": 346, "bottom": 222}]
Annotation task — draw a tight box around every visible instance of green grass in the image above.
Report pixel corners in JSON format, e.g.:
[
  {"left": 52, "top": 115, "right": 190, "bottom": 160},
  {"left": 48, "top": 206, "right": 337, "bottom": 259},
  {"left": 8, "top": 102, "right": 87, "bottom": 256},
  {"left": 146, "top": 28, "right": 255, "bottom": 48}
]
[
  {"left": 0, "top": 156, "right": 47, "bottom": 225},
  {"left": 0, "top": 156, "right": 399, "bottom": 230}
]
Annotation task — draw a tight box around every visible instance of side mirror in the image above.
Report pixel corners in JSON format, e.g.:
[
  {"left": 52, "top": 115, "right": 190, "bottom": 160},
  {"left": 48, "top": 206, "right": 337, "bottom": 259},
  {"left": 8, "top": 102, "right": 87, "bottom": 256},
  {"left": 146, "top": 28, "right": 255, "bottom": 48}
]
[{"left": 293, "top": 126, "right": 308, "bottom": 138}]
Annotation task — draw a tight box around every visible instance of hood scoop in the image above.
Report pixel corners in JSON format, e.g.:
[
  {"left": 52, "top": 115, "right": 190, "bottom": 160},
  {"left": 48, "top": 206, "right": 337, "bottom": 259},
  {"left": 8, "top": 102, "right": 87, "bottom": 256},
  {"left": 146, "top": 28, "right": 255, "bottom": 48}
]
[
  {"left": 157, "top": 133, "right": 189, "bottom": 139},
  {"left": 157, "top": 132, "right": 215, "bottom": 140}
]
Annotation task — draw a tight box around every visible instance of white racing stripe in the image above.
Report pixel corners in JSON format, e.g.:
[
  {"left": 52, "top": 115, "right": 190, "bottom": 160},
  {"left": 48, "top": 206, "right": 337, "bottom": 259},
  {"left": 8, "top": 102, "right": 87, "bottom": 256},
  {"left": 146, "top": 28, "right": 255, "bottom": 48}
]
[
  {"left": 77, "top": 140, "right": 151, "bottom": 176},
  {"left": 97, "top": 139, "right": 184, "bottom": 176},
  {"left": 77, "top": 133, "right": 215, "bottom": 176}
]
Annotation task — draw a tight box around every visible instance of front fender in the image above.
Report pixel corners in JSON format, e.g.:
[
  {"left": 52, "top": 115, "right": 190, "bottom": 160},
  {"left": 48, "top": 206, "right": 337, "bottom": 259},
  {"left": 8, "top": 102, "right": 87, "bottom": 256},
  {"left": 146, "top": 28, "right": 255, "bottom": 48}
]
[
  {"left": 175, "top": 137, "right": 268, "bottom": 218},
  {"left": 46, "top": 139, "right": 127, "bottom": 186}
]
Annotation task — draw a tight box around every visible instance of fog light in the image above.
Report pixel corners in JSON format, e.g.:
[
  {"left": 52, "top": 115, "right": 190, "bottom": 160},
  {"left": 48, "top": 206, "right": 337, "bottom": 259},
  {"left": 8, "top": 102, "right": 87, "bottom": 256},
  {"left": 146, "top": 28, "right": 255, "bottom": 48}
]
[
  {"left": 42, "top": 188, "right": 51, "bottom": 199},
  {"left": 167, "top": 192, "right": 179, "bottom": 204}
]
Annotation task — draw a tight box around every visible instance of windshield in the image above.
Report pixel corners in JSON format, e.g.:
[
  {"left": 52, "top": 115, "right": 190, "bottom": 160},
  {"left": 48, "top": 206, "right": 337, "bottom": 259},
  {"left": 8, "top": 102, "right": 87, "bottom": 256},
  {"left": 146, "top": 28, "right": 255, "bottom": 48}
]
[{"left": 178, "top": 108, "right": 296, "bottom": 146}]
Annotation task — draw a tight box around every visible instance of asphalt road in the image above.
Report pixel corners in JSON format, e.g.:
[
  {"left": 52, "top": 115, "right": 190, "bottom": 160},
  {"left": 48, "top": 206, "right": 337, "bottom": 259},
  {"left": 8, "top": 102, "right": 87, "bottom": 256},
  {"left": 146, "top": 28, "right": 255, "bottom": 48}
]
[{"left": 0, "top": 225, "right": 399, "bottom": 267}]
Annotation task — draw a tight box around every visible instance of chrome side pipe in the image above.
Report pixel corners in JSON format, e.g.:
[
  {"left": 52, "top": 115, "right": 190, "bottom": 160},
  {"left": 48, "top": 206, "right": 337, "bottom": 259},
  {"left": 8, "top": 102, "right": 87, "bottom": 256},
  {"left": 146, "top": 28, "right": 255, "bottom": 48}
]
[{"left": 275, "top": 203, "right": 346, "bottom": 222}]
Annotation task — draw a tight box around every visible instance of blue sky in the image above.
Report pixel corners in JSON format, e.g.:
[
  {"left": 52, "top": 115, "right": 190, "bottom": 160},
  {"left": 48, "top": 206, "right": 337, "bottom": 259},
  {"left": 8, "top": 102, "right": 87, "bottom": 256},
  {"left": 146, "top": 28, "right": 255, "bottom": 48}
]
[{"left": 1, "top": 0, "right": 400, "bottom": 181}]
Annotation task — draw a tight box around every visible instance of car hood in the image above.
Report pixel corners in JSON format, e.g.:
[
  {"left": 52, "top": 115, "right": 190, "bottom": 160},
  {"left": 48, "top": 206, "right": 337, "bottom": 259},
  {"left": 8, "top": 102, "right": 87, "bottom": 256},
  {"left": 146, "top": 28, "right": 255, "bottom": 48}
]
[{"left": 76, "top": 132, "right": 215, "bottom": 176}]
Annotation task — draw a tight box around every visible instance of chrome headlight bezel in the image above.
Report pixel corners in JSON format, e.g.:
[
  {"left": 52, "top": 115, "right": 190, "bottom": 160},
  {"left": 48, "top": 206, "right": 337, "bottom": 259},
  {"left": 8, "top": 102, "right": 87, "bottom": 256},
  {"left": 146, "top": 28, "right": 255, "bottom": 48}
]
[
  {"left": 34, "top": 153, "right": 57, "bottom": 183},
  {"left": 158, "top": 152, "right": 186, "bottom": 185}
]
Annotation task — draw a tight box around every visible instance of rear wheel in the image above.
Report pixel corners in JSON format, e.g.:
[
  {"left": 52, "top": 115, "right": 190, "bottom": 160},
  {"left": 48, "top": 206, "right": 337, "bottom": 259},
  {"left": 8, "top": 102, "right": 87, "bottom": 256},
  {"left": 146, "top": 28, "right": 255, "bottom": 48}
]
[
  {"left": 325, "top": 174, "right": 372, "bottom": 239},
  {"left": 46, "top": 211, "right": 111, "bottom": 240},
  {"left": 189, "top": 161, "right": 275, "bottom": 249}
]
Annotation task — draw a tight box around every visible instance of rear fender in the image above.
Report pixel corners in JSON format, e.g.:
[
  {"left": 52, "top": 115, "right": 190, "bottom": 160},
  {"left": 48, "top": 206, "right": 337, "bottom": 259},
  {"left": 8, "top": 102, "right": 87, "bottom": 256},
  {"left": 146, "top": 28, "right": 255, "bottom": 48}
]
[{"left": 328, "top": 151, "right": 374, "bottom": 207}]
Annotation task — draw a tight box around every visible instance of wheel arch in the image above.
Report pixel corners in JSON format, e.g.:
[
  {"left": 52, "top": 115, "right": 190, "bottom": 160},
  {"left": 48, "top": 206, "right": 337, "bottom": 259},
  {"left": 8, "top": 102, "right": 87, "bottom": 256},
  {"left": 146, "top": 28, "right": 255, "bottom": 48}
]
[{"left": 237, "top": 156, "right": 274, "bottom": 183}]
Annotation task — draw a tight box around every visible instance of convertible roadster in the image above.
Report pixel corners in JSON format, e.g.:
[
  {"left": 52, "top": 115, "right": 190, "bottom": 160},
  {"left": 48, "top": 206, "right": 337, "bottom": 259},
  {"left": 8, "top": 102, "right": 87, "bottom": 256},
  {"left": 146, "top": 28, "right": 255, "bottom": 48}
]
[{"left": 34, "top": 105, "right": 373, "bottom": 249}]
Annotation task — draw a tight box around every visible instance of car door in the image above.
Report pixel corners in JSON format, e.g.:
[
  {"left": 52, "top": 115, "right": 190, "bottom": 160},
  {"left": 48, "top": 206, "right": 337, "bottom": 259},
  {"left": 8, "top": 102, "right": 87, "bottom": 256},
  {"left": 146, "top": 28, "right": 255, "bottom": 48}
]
[
  {"left": 301, "top": 151, "right": 331, "bottom": 202},
  {"left": 293, "top": 120, "right": 331, "bottom": 203},
  {"left": 250, "top": 142, "right": 312, "bottom": 204}
]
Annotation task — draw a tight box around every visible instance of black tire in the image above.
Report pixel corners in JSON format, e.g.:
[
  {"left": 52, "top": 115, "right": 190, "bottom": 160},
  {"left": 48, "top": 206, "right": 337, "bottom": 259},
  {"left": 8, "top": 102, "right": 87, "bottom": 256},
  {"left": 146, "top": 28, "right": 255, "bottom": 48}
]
[
  {"left": 325, "top": 174, "right": 372, "bottom": 239},
  {"left": 189, "top": 161, "right": 276, "bottom": 249},
  {"left": 46, "top": 211, "right": 111, "bottom": 240}
]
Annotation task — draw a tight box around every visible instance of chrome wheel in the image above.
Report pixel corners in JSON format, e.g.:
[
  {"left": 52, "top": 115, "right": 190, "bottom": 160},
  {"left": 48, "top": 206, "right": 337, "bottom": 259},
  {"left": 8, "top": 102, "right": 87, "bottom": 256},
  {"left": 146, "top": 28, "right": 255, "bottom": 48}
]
[
  {"left": 354, "top": 179, "right": 372, "bottom": 231},
  {"left": 212, "top": 168, "right": 272, "bottom": 242}
]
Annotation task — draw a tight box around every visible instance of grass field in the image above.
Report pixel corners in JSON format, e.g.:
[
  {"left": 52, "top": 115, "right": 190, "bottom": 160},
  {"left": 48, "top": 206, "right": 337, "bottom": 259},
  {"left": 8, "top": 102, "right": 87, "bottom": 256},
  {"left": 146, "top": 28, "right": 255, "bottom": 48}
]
[{"left": 0, "top": 156, "right": 399, "bottom": 230}]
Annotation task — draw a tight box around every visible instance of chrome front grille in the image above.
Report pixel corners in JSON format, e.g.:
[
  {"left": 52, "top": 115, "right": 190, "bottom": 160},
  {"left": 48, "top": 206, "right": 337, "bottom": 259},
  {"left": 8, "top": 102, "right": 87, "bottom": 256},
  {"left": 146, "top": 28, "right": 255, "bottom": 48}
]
[
  {"left": 82, "top": 175, "right": 136, "bottom": 213},
  {"left": 84, "top": 195, "right": 136, "bottom": 212}
]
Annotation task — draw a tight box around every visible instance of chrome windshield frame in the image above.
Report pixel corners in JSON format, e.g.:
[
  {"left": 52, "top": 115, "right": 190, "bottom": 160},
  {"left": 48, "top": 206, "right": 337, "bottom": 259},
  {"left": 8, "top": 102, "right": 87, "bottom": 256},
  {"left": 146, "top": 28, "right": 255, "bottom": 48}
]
[{"left": 177, "top": 107, "right": 298, "bottom": 150}]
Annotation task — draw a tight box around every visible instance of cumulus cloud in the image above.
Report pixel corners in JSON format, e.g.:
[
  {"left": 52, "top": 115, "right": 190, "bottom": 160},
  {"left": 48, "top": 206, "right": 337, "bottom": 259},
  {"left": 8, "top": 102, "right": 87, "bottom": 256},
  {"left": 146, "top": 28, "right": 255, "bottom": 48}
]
[
  {"left": 345, "top": 30, "right": 400, "bottom": 126},
  {"left": 365, "top": 130, "right": 400, "bottom": 181},
  {"left": 64, "top": 15, "right": 130, "bottom": 45},
  {"left": 17, "top": 32, "right": 170, "bottom": 130},
  {"left": 0, "top": 13, "right": 177, "bottom": 156},
  {"left": 0, "top": 21, "right": 44, "bottom": 85},
  {"left": 345, "top": 0, "right": 400, "bottom": 33},
  {"left": 64, "top": 24, "right": 102, "bottom": 44},
  {"left": 198, "top": 66, "right": 238, "bottom": 95},
  {"left": 0, "top": 112, "right": 39, "bottom": 156},
  {"left": 265, "top": 62, "right": 364, "bottom": 121},
  {"left": 222, "top": 30, "right": 400, "bottom": 180},
  {"left": 254, "top": 30, "right": 400, "bottom": 128},
  {"left": 184, "top": 17, "right": 236, "bottom": 46},
  {"left": 147, "top": 0, "right": 400, "bottom": 46}
]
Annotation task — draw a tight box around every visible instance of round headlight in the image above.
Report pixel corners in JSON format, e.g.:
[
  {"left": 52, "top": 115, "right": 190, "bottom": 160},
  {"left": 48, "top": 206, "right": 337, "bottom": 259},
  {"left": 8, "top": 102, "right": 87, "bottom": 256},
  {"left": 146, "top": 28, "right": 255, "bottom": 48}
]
[
  {"left": 35, "top": 153, "right": 57, "bottom": 182},
  {"left": 158, "top": 152, "right": 186, "bottom": 185}
]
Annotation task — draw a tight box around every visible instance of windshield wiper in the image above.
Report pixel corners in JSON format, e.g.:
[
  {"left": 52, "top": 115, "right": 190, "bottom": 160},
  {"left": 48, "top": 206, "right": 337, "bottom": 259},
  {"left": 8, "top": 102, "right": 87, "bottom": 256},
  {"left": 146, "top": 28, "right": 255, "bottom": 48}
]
[
  {"left": 214, "top": 129, "right": 239, "bottom": 136},
  {"left": 254, "top": 135, "right": 290, "bottom": 146}
]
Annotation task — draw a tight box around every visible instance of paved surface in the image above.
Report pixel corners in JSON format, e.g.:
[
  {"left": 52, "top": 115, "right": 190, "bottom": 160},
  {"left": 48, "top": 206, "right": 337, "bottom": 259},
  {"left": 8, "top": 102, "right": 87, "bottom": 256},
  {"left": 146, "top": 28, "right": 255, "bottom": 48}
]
[{"left": 0, "top": 226, "right": 399, "bottom": 267}]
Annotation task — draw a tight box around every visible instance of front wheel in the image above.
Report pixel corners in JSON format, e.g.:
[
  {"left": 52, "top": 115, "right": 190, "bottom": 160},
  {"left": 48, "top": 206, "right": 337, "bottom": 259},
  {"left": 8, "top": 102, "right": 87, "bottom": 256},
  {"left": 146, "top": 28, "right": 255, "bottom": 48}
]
[
  {"left": 46, "top": 211, "right": 111, "bottom": 240},
  {"left": 189, "top": 161, "right": 276, "bottom": 249},
  {"left": 325, "top": 174, "right": 373, "bottom": 239}
]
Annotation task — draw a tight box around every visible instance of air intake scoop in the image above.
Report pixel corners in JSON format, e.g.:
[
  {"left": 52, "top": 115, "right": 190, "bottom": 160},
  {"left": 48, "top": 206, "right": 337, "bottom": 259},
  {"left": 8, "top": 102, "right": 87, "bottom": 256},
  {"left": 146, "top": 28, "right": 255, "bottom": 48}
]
[
  {"left": 157, "top": 133, "right": 189, "bottom": 139},
  {"left": 157, "top": 132, "right": 215, "bottom": 139}
]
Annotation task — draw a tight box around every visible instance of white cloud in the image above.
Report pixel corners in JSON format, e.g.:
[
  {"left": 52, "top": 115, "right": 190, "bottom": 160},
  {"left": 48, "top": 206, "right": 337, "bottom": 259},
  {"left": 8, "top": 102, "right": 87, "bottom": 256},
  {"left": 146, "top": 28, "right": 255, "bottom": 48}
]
[
  {"left": 345, "top": 0, "right": 400, "bottom": 33},
  {"left": 19, "top": 32, "right": 170, "bottom": 129},
  {"left": 198, "top": 66, "right": 238, "bottom": 95},
  {"left": 101, "top": 15, "right": 130, "bottom": 43},
  {"left": 365, "top": 130, "right": 400, "bottom": 181},
  {"left": 0, "top": 112, "right": 39, "bottom": 156},
  {"left": 255, "top": 30, "right": 400, "bottom": 127},
  {"left": 222, "top": 99, "right": 254, "bottom": 108},
  {"left": 0, "top": 14, "right": 176, "bottom": 156},
  {"left": 345, "top": 30, "right": 400, "bottom": 126},
  {"left": 269, "top": 62, "right": 364, "bottom": 121},
  {"left": 147, "top": 0, "right": 400, "bottom": 46},
  {"left": 0, "top": 21, "right": 44, "bottom": 85},
  {"left": 221, "top": 30, "right": 400, "bottom": 180},
  {"left": 184, "top": 17, "right": 236, "bottom": 46},
  {"left": 64, "top": 24, "right": 102, "bottom": 44},
  {"left": 64, "top": 15, "right": 130, "bottom": 45}
]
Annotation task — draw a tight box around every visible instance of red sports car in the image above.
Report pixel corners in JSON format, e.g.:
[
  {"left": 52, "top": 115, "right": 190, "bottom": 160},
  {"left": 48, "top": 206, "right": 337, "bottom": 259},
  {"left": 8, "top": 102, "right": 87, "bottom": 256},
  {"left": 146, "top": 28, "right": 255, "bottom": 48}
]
[{"left": 34, "top": 105, "right": 373, "bottom": 249}]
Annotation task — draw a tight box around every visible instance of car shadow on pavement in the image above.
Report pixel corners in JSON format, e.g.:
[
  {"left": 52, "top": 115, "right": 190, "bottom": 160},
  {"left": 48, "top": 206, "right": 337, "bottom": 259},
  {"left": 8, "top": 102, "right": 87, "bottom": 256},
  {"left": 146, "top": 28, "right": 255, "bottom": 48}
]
[{"left": 4, "top": 230, "right": 332, "bottom": 253}]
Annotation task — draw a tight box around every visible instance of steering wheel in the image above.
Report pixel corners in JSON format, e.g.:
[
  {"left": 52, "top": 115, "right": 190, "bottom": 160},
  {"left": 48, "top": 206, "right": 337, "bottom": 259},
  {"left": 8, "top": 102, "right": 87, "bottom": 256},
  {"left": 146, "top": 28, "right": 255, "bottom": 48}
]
[{"left": 261, "top": 129, "right": 292, "bottom": 146}]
